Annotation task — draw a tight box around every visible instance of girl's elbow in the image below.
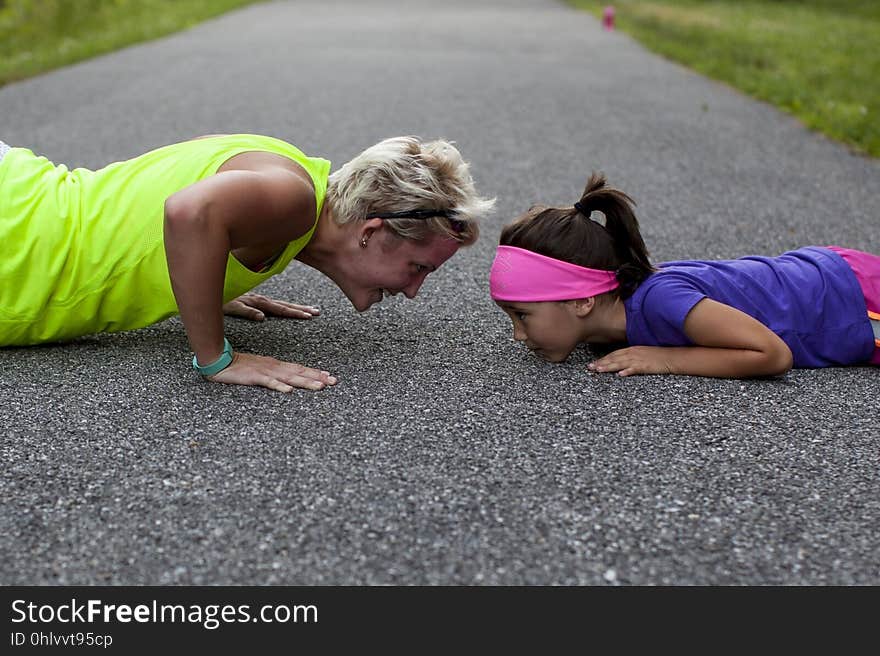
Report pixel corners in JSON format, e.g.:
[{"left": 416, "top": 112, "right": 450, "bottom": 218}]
[{"left": 766, "top": 343, "right": 793, "bottom": 376}]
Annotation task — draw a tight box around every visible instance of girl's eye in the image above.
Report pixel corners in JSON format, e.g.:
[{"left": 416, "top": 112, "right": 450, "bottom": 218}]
[
  {"left": 415, "top": 264, "right": 427, "bottom": 273},
  {"left": 515, "top": 312, "right": 526, "bottom": 321}
]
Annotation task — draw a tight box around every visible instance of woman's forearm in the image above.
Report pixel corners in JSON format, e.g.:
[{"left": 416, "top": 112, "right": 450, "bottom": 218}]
[{"left": 163, "top": 198, "right": 231, "bottom": 364}]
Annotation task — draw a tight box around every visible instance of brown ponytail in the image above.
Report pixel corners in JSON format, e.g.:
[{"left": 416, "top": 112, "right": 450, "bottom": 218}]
[{"left": 499, "top": 173, "right": 654, "bottom": 299}]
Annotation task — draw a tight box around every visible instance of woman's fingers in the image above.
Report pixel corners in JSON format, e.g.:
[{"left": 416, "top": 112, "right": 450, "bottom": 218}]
[
  {"left": 269, "top": 302, "right": 320, "bottom": 319},
  {"left": 224, "top": 294, "right": 320, "bottom": 320},
  {"left": 263, "top": 377, "right": 295, "bottom": 394},
  {"left": 277, "top": 363, "right": 337, "bottom": 389},
  {"left": 239, "top": 301, "right": 266, "bottom": 320},
  {"left": 222, "top": 299, "right": 265, "bottom": 320},
  {"left": 208, "top": 353, "right": 337, "bottom": 392},
  {"left": 262, "top": 298, "right": 320, "bottom": 313}
]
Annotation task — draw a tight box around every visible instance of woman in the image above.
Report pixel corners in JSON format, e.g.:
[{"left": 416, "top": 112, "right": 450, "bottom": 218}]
[{"left": 0, "top": 134, "right": 494, "bottom": 392}]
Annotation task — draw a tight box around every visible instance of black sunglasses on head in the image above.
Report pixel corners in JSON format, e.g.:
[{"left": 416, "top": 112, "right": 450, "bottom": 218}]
[{"left": 369, "top": 208, "right": 466, "bottom": 233}]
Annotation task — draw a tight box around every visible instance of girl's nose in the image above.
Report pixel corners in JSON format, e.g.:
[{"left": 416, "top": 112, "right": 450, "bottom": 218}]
[{"left": 512, "top": 324, "right": 527, "bottom": 341}]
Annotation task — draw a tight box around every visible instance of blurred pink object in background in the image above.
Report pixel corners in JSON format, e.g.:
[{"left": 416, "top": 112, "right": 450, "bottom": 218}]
[{"left": 603, "top": 6, "right": 615, "bottom": 31}]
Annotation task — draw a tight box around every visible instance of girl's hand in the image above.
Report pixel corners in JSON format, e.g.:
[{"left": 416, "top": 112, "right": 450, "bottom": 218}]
[
  {"left": 587, "top": 299, "right": 793, "bottom": 378},
  {"left": 588, "top": 346, "right": 673, "bottom": 377},
  {"left": 207, "top": 352, "right": 337, "bottom": 393},
  {"left": 223, "top": 293, "right": 320, "bottom": 321}
]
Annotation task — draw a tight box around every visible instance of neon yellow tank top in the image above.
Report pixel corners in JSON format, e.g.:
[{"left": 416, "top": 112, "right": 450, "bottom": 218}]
[{"left": 0, "top": 134, "right": 330, "bottom": 346}]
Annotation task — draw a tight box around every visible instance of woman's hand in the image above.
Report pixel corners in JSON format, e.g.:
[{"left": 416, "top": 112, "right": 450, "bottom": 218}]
[
  {"left": 223, "top": 293, "right": 320, "bottom": 321},
  {"left": 207, "top": 352, "right": 337, "bottom": 393}
]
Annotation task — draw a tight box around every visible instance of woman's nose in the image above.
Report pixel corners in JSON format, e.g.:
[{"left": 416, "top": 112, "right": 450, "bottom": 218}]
[{"left": 403, "top": 277, "right": 424, "bottom": 299}]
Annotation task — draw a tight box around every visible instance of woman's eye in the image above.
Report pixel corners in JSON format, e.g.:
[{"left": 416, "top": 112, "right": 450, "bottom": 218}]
[{"left": 415, "top": 264, "right": 427, "bottom": 273}]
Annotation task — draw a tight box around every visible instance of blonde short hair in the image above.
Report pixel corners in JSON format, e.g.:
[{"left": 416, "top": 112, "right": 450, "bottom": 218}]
[{"left": 326, "top": 136, "right": 494, "bottom": 245}]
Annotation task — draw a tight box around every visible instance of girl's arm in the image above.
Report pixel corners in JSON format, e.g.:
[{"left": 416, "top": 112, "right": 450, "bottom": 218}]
[
  {"left": 164, "top": 164, "right": 335, "bottom": 392},
  {"left": 589, "top": 298, "right": 793, "bottom": 378}
]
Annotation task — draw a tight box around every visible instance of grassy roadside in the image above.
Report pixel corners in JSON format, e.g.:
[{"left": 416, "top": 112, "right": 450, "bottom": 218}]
[
  {"left": 0, "top": 0, "right": 264, "bottom": 88},
  {"left": 569, "top": 0, "right": 880, "bottom": 157}
]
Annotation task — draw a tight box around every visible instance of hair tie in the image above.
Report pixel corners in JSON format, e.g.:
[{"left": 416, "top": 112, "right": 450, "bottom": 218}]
[{"left": 573, "top": 201, "right": 587, "bottom": 215}]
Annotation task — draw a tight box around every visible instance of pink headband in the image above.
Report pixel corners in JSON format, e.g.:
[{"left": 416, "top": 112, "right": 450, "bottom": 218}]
[{"left": 489, "top": 245, "right": 619, "bottom": 302}]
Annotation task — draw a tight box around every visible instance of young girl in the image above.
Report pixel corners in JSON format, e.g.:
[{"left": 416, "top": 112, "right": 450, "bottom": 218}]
[{"left": 490, "top": 174, "right": 879, "bottom": 378}]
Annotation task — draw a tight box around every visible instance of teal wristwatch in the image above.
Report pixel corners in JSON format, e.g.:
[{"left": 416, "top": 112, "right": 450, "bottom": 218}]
[{"left": 192, "top": 338, "right": 233, "bottom": 376}]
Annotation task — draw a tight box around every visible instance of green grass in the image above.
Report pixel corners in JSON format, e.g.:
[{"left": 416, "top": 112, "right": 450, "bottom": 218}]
[
  {"left": 569, "top": 0, "right": 880, "bottom": 157},
  {"left": 0, "top": 0, "right": 264, "bottom": 87}
]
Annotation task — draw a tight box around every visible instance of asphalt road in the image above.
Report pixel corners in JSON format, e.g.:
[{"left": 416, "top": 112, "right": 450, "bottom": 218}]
[{"left": 1, "top": 0, "right": 878, "bottom": 585}]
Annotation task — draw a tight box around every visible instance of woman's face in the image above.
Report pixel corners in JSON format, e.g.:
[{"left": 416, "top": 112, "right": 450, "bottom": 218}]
[
  {"left": 343, "top": 228, "right": 461, "bottom": 312},
  {"left": 495, "top": 300, "right": 584, "bottom": 362}
]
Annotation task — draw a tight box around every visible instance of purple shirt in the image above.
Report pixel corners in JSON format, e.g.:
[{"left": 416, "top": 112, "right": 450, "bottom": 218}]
[{"left": 623, "top": 247, "right": 874, "bottom": 367}]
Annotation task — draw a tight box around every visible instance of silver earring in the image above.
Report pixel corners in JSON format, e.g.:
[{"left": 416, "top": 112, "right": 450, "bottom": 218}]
[{"left": 360, "top": 237, "right": 368, "bottom": 248}]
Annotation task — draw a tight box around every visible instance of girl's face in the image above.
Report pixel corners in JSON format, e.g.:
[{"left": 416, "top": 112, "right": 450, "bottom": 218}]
[{"left": 495, "top": 300, "right": 585, "bottom": 362}]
